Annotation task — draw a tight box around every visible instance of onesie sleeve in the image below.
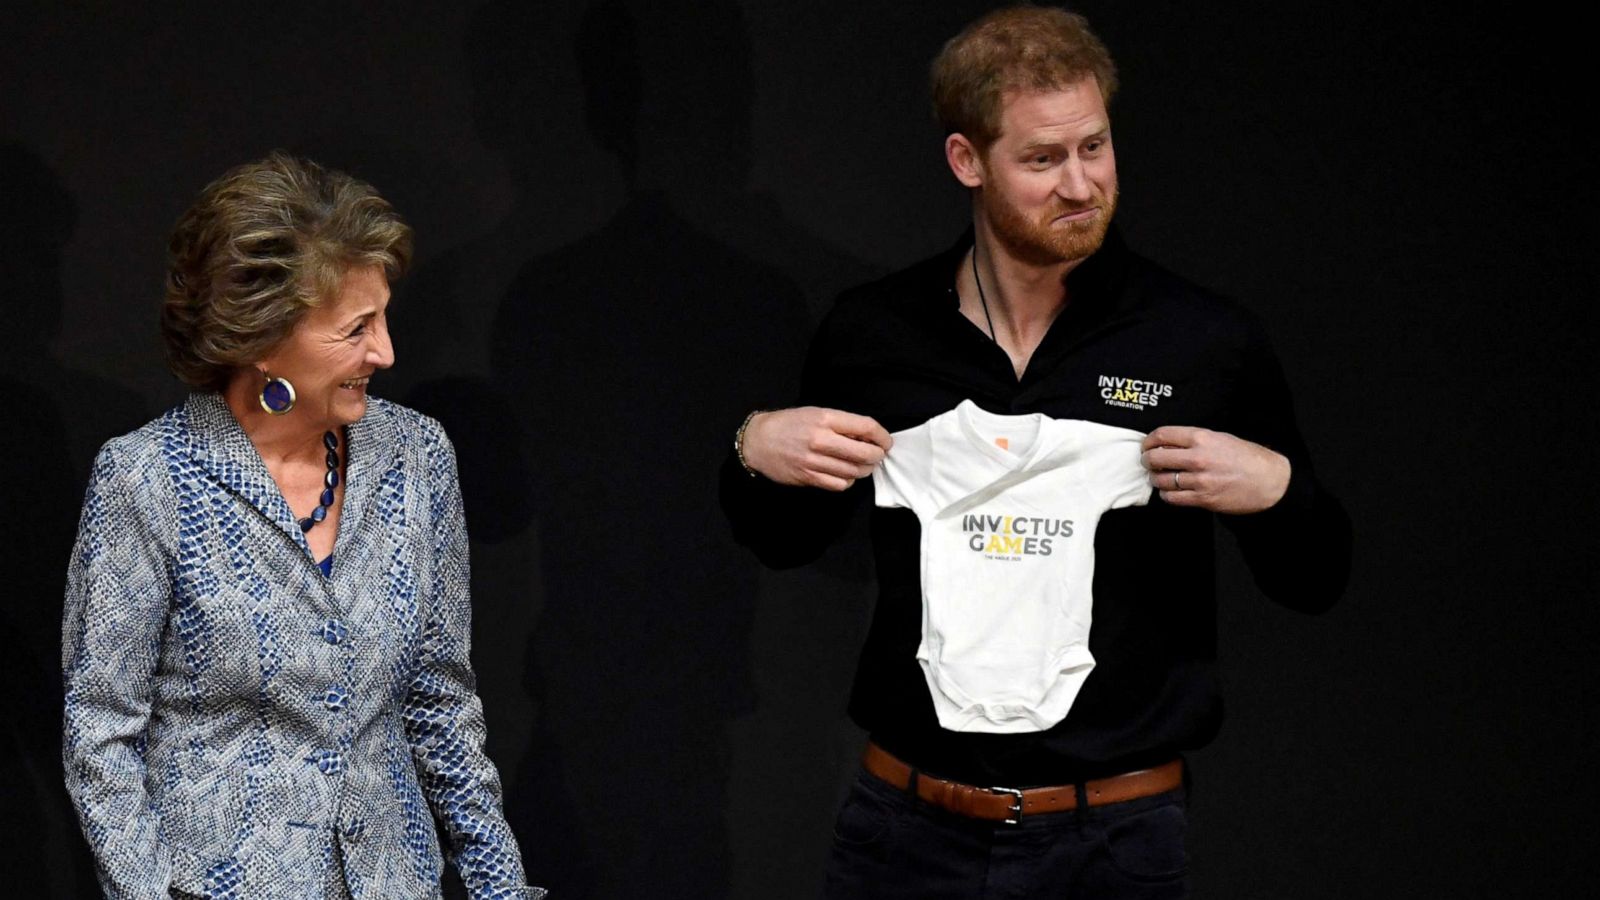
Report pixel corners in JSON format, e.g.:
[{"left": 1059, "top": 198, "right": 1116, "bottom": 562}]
[
  {"left": 872, "top": 423, "right": 932, "bottom": 513},
  {"left": 1095, "top": 424, "right": 1154, "bottom": 510}
]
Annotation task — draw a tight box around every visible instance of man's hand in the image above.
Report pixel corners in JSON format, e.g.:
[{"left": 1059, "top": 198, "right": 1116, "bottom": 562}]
[
  {"left": 1141, "top": 426, "right": 1290, "bottom": 514},
  {"left": 742, "top": 407, "right": 893, "bottom": 491}
]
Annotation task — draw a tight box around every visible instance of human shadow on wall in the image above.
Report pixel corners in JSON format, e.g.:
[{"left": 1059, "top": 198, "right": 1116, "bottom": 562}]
[
  {"left": 0, "top": 379, "right": 81, "bottom": 897},
  {"left": 378, "top": 5, "right": 601, "bottom": 897},
  {"left": 398, "top": 376, "right": 546, "bottom": 900},
  {"left": 0, "top": 142, "right": 148, "bottom": 897},
  {"left": 471, "top": 0, "right": 892, "bottom": 895}
]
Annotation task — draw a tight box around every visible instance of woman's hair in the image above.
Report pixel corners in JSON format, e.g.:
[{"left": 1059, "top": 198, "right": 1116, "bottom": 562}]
[
  {"left": 160, "top": 151, "right": 413, "bottom": 391},
  {"left": 930, "top": 5, "right": 1118, "bottom": 152}
]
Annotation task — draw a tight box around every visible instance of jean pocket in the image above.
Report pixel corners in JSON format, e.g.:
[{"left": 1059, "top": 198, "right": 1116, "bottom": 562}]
[
  {"left": 832, "top": 777, "right": 896, "bottom": 847},
  {"left": 1100, "top": 798, "right": 1188, "bottom": 883}
]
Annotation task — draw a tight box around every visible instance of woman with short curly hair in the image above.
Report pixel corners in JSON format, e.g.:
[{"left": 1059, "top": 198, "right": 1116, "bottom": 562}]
[{"left": 62, "top": 152, "right": 544, "bottom": 900}]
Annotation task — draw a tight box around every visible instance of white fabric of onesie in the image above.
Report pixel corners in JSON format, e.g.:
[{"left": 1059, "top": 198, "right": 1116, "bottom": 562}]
[{"left": 874, "top": 400, "right": 1152, "bottom": 733}]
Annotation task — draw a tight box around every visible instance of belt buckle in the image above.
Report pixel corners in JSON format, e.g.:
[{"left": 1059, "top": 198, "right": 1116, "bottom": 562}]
[{"left": 988, "top": 786, "right": 1024, "bottom": 825}]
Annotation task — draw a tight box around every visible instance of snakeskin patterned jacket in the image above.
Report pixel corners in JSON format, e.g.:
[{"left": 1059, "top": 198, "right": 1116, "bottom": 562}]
[{"left": 62, "top": 393, "right": 545, "bottom": 900}]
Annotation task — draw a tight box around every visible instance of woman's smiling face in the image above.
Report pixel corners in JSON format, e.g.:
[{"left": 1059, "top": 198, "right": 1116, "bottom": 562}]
[{"left": 257, "top": 264, "right": 394, "bottom": 428}]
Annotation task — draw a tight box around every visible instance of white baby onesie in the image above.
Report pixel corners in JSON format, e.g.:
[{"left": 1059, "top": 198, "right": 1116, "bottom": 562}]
[{"left": 874, "top": 400, "right": 1151, "bottom": 734}]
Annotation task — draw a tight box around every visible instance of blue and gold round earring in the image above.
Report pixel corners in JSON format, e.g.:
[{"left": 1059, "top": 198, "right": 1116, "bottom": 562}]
[{"left": 259, "top": 371, "right": 296, "bottom": 415}]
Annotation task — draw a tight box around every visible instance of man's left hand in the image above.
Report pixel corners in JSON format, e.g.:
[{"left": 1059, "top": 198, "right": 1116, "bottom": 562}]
[{"left": 1141, "top": 426, "right": 1290, "bottom": 514}]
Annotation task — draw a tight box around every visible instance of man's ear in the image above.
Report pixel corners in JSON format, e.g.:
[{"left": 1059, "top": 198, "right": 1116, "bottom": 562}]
[{"left": 945, "top": 133, "right": 985, "bottom": 189}]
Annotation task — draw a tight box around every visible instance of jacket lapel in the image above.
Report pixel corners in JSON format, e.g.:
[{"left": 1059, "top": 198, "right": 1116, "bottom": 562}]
[
  {"left": 182, "top": 392, "right": 310, "bottom": 557},
  {"left": 335, "top": 399, "right": 399, "bottom": 564},
  {"left": 180, "top": 393, "right": 403, "bottom": 571}
]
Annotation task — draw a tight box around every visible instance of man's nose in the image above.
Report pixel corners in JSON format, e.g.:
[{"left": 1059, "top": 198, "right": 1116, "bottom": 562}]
[{"left": 1056, "top": 157, "right": 1092, "bottom": 203}]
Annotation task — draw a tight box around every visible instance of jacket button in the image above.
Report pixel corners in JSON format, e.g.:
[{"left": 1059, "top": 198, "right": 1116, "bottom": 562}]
[
  {"left": 306, "top": 750, "right": 344, "bottom": 775},
  {"left": 319, "top": 619, "right": 348, "bottom": 645},
  {"left": 323, "top": 686, "right": 349, "bottom": 712}
]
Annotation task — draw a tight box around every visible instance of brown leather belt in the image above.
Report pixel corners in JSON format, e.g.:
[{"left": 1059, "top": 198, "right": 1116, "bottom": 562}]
[{"left": 862, "top": 742, "right": 1183, "bottom": 825}]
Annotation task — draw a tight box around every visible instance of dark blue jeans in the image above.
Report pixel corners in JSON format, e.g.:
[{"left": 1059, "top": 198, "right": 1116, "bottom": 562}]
[{"left": 823, "top": 766, "right": 1189, "bottom": 899}]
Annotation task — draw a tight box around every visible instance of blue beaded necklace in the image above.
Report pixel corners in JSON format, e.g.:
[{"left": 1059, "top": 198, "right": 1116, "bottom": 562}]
[{"left": 298, "top": 430, "right": 341, "bottom": 533}]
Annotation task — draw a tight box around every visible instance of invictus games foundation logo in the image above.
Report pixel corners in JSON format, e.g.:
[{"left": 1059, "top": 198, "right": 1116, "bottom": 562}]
[
  {"left": 1098, "top": 375, "right": 1173, "bottom": 411},
  {"left": 961, "top": 513, "right": 1074, "bottom": 560}
]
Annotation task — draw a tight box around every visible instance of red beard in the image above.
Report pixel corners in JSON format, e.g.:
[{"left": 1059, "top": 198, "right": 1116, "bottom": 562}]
[{"left": 983, "top": 183, "right": 1118, "bottom": 267}]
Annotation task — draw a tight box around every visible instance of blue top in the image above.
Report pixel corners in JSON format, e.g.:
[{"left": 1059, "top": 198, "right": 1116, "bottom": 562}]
[{"left": 318, "top": 554, "right": 333, "bottom": 577}]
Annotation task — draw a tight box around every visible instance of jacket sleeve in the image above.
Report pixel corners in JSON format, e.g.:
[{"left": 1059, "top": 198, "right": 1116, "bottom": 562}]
[
  {"left": 1218, "top": 316, "right": 1353, "bottom": 614},
  {"left": 719, "top": 305, "right": 871, "bottom": 569},
  {"left": 404, "top": 424, "right": 547, "bottom": 900},
  {"left": 61, "top": 440, "right": 177, "bottom": 899}
]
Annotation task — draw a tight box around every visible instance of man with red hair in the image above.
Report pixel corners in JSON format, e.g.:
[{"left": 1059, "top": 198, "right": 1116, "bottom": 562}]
[{"left": 724, "top": 7, "right": 1350, "bottom": 897}]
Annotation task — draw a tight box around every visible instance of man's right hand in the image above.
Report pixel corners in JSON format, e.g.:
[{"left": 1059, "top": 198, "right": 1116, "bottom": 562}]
[{"left": 741, "top": 407, "right": 894, "bottom": 491}]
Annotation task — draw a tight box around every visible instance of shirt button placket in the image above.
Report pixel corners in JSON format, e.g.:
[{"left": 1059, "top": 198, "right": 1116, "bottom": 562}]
[{"left": 310, "top": 619, "right": 351, "bottom": 782}]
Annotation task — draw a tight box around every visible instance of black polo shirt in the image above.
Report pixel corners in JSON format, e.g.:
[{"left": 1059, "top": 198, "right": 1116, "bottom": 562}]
[{"left": 720, "top": 227, "right": 1351, "bottom": 786}]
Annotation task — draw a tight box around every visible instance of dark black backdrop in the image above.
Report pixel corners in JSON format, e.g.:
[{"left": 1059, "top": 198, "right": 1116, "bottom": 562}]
[{"left": 2, "top": 1, "right": 1592, "bottom": 897}]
